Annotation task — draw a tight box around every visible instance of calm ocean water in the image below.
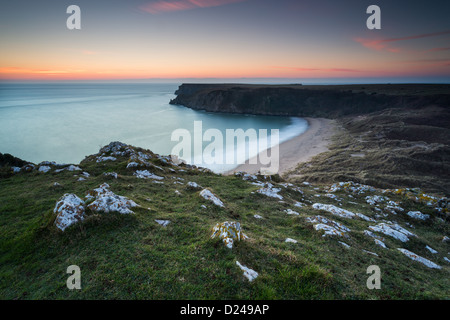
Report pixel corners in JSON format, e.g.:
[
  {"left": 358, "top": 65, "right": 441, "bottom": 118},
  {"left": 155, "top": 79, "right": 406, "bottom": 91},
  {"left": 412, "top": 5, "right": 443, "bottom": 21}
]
[{"left": 0, "top": 82, "right": 307, "bottom": 173}]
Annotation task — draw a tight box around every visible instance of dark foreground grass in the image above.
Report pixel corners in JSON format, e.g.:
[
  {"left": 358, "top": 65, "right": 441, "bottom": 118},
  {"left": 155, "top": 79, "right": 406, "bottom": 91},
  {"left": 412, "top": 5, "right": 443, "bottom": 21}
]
[{"left": 0, "top": 146, "right": 448, "bottom": 300}]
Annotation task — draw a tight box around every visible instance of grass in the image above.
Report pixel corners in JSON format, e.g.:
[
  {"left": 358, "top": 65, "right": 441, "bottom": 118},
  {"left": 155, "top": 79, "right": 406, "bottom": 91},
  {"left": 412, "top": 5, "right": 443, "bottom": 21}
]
[{"left": 0, "top": 144, "right": 449, "bottom": 300}]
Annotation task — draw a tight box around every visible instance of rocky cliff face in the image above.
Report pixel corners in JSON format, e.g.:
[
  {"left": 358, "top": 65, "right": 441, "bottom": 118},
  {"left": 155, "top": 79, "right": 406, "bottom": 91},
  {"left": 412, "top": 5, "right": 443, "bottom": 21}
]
[{"left": 170, "top": 83, "right": 450, "bottom": 118}]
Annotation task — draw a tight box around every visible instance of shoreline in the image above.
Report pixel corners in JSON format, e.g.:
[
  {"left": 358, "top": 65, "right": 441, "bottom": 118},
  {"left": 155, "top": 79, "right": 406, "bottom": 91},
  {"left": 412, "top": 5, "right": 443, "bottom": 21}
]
[{"left": 225, "top": 117, "right": 337, "bottom": 176}]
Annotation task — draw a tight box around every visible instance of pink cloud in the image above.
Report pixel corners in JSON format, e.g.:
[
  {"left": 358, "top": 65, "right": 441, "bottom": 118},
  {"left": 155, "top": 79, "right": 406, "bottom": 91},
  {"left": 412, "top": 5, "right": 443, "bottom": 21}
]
[
  {"left": 140, "top": 0, "right": 246, "bottom": 14},
  {"left": 355, "top": 30, "right": 450, "bottom": 53},
  {"left": 424, "top": 47, "right": 450, "bottom": 52},
  {"left": 272, "top": 66, "right": 361, "bottom": 73}
]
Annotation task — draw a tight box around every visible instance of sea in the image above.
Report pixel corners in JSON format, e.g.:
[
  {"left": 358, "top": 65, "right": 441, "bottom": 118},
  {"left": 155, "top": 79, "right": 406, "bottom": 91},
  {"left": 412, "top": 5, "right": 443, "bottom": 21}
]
[{"left": 0, "top": 82, "right": 308, "bottom": 173}]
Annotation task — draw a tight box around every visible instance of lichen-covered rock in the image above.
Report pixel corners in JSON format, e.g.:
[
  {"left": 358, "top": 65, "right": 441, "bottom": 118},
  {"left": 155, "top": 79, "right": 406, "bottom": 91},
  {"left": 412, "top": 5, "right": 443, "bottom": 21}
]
[
  {"left": 312, "top": 203, "right": 356, "bottom": 219},
  {"left": 365, "top": 195, "right": 388, "bottom": 206},
  {"left": 374, "top": 239, "right": 387, "bottom": 248},
  {"left": 406, "top": 211, "right": 430, "bottom": 220},
  {"left": 186, "top": 181, "right": 202, "bottom": 190},
  {"left": 397, "top": 248, "right": 441, "bottom": 269},
  {"left": 96, "top": 155, "right": 117, "bottom": 163},
  {"left": 103, "top": 172, "right": 118, "bottom": 179},
  {"left": 11, "top": 166, "right": 21, "bottom": 173},
  {"left": 306, "top": 215, "right": 350, "bottom": 237},
  {"left": 99, "top": 141, "right": 128, "bottom": 154},
  {"left": 200, "top": 189, "right": 224, "bottom": 207},
  {"left": 54, "top": 193, "right": 85, "bottom": 231},
  {"left": 328, "top": 181, "right": 376, "bottom": 194},
  {"left": 134, "top": 170, "right": 164, "bottom": 180},
  {"left": 38, "top": 166, "right": 51, "bottom": 173},
  {"left": 256, "top": 183, "right": 283, "bottom": 199},
  {"left": 211, "top": 221, "right": 248, "bottom": 248},
  {"left": 66, "top": 165, "right": 81, "bottom": 171},
  {"left": 368, "top": 222, "right": 416, "bottom": 242},
  {"left": 86, "top": 183, "right": 138, "bottom": 214}
]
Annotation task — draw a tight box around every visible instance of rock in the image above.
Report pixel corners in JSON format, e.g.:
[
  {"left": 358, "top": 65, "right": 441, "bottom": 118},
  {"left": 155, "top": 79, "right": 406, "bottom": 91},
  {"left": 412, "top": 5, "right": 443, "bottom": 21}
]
[
  {"left": 339, "top": 241, "right": 351, "bottom": 249},
  {"left": 134, "top": 170, "right": 164, "bottom": 180},
  {"left": 103, "top": 172, "right": 118, "bottom": 179},
  {"left": 368, "top": 223, "right": 416, "bottom": 242},
  {"left": 11, "top": 166, "right": 21, "bottom": 173},
  {"left": 126, "top": 162, "right": 139, "bottom": 168},
  {"left": 38, "top": 166, "right": 51, "bottom": 173},
  {"left": 99, "top": 141, "right": 128, "bottom": 154},
  {"left": 328, "top": 181, "right": 376, "bottom": 194},
  {"left": 406, "top": 211, "right": 430, "bottom": 220},
  {"left": 66, "top": 165, "right": 81, "bottom": 171},
  {"left": 365, "top": 195, "right": 388, "bottom": 206},
  {"left": 200, "top": 189, "right": 224, "bottom": 207},
  {"left": 312, "top": 203, "right": 356, "bottom": 219},
  {"left": 306, "top": 215, "right": 350, "bottom": 237},
  {"left": 96, "top": 155, "right": 117, "bottom": 163},
  {"left": 354, "top": 212, "right": 376, "bottom": 222},
  {"left": 211, "top": 221, "right": 248, "bottom": 249},
  {"left": 362, "top": 250, "right": 379, "bottom": 257},
  {"left": 186, "top": 181, "right": 202, "bottom": 190},
  {"left": 384, "top": 203, "right": 404, "bottom": 215},
  {"left": 374, "top": 239, "right": 387, "bottom": 248},
  {"left": 236, "top": 261, "right": 258, "bottom": 282},
  {"left": 155, "top": 219, "right": 171, "bottom": 227},
  {"left": 363, "top": 230, "right": 385, "bottom": 241},
  {"left": 285, "top": 238, "right": 298, "bottom": 243},
  {"left": 87, "top": 183, "right": 138, "bottom": 214},
  {"left": 253, "top": 214, "right": 263, "bottom": 219},
  {"left": 293, "top": 201, "right": 305, "bottom": 208},
  {"left": 54, "top": 194, "right": 85, "bottom": 231},
  {"left": 284, "top": 209, "right": 299, "bottom": 216},
  {"left": 256, "top": 183, "right": 283, "bottom": 199},
  {"left": 397, "top": 248, "right": 441, "bottom": 269},
  {"left": 324, "top": 193, "right": 340, "bottom": 201},
  {"left": 425, "top": 245, "right": 438, "bottom": 254}
]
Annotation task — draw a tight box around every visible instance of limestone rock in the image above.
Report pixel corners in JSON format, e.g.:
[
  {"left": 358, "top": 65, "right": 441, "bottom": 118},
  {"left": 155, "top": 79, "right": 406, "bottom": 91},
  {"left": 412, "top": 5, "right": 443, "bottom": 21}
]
[
  {"left": 236, "top": 261, "right": 258, "bottom": 282},
  {"left": 200, "top": 189, "right": 224, "bottom": 207},
  {"left": 211, "top": 221, "right": 248, "bottom": 249},
  {"left": 86, "top": 183, "right": 138, "bottom": 214},
  {"left": 54, "top": 193, "right": 85, "bottom": 231}
]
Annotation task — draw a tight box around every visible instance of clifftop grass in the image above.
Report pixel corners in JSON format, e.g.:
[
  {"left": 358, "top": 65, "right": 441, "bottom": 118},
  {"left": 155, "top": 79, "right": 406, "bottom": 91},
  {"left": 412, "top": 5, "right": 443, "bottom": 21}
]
[{"left": 0, "top": 142, "right": 448, "bottom": 299}]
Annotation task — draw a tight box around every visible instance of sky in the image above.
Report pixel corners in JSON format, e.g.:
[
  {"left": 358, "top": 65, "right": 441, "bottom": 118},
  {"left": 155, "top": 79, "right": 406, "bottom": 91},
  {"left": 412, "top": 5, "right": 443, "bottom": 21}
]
[{"left": 1, "top": 0, "right": 449, "bottom": 81}]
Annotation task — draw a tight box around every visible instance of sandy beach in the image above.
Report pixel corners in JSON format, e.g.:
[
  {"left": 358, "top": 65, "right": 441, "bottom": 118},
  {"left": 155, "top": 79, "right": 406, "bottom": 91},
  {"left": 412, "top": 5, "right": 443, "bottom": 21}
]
[{"left": 226, "top": 117, "right": 337, "bottom": 176}]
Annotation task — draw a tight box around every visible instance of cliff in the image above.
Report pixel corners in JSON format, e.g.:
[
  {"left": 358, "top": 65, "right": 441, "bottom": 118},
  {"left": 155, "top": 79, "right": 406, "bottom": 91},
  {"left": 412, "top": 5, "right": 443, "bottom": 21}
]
[{"left": 169, "top": 83, "right": 450, "bottom": 118}]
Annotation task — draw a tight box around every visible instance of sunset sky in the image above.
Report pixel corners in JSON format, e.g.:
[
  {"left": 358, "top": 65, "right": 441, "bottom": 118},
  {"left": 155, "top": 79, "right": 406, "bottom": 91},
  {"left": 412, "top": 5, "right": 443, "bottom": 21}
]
[{"left": 1, "top": 0, "right": 449, "bottom": 81}]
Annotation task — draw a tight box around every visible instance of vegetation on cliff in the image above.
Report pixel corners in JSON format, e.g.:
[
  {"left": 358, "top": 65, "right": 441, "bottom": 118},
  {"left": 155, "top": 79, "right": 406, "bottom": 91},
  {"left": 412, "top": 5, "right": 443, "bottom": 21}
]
[{"left": 0, "top": 142, "right": 448, "bottom": 299}]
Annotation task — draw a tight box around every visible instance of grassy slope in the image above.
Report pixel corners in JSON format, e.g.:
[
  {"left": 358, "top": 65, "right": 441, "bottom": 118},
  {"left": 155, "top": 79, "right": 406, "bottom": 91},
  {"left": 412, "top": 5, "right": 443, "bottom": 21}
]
[{"left": 0, "top": 144, "right": 448, "bottom": 300}]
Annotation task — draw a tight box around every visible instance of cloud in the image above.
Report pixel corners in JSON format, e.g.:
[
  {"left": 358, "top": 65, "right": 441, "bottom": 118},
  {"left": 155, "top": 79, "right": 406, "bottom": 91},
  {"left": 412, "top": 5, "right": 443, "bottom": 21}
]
[
  {"left": 423, "top": 47, "right": 450, "bottom": 52},
  {"left": 355, "top": 30, "right": 450, "bottom": 52},
  {"left": 0, "top": 67, "right": 84, "bottom": 75},
  {"left": 140, "top": 0, "right": 246, "bottom": 14},
  {"left": 272, "top": 66, "right": 361, "bottom": 73}
]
